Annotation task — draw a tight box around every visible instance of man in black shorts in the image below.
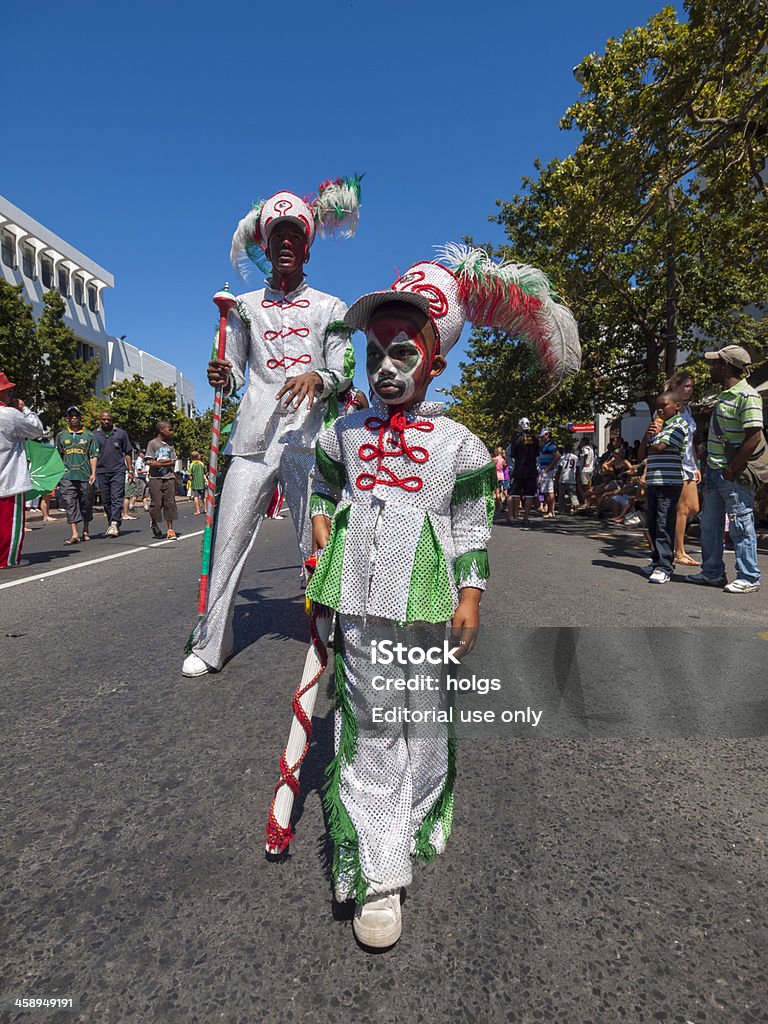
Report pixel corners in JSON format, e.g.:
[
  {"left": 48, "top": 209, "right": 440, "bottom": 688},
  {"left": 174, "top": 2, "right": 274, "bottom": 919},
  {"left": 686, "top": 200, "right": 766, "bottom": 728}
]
[{"left": 507, "top": 417, "right": 540, "bottom": 525}]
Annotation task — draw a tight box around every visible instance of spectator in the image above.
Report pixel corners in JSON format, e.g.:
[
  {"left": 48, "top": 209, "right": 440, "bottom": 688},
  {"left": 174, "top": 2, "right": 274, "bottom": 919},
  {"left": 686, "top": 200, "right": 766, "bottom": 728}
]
[
  {"left": 189, "top": 451, "right": 206, "bottom": 515},
  {"left": 556, "top": 444, "right": 579, "bottom": 514},
  {"left": 576, "top": 436, "right": 595, "bottom": 506},
  {"left": 493, "top": 447, "right": 507, "bottom": 516},
  {"left": 93, "top": 411, "right": 134, "bottom": 537},
  {"left": 538, "top": 428, "right": 561, "bottom": 518},
  {"left": 638, "top": 390, "right": 689, "bottom": 583},
  {"left": 0, "top": 372, "right": 44, "bottom": 569},
  {"left": 134, "top": 449, "right": 149, "bottom": 510},
  {"left": 55, "top": 406, "right": 98, "bottom": 545},
  {"left": 146, "top": 420, "right": 178, "bottom": 540},
  {"left": 506, "top": 418, "right": 539, "bottom": 525},
  {"left": 686, "top": 345, "right": 763, "bottom": 593},
  {"left": 664, "top": 370, "right": 701, "bottom": 566}
]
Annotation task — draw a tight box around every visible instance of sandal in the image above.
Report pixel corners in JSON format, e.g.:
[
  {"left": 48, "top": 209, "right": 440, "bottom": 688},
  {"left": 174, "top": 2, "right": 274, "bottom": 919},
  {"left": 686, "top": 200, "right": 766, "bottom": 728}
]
[
  {"left": 82, "top": 532, "right": 91, "bottom": 541},
  {"left": 675, "top": 555, "right": 700, "bottom": 566},
  {"left": 64, "top": 537, "right": 80, "bottom": 546}
]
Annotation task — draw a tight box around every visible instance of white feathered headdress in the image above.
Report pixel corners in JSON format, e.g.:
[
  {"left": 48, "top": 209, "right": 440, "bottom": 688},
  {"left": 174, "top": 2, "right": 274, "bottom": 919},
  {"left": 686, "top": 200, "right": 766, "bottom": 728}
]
[
  {"left": 230, "top": 175, "right": 363, "bottom": 277},
  {"left": 344, "top": 243, "right": 581, "bottom": 391}
]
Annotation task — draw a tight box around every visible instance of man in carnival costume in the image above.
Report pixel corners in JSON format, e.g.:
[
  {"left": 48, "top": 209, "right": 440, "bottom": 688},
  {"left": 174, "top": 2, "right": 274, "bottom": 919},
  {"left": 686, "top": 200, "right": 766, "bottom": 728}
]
[
  {"left": 305, "top": 245, "right": 581, "bottom": 948},
  {"left": 182, "top": 178, "right": 362, "bottom": 677}
]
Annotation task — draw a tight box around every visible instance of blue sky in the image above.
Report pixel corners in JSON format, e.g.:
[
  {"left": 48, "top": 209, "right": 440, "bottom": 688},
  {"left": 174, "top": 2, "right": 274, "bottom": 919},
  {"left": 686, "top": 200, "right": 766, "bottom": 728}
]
[{"left": 3, "top": 0, "right": 682, "bottom": 410}]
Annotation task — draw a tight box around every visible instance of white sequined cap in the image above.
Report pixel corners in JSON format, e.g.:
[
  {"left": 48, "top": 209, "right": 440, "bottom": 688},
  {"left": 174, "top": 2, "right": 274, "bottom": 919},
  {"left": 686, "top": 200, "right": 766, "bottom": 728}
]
[
  {"left": 344, "top": 261, "right": 467, "bottom": 354},
  {"left": 259, "top": 191, "right": 316, "bottom": 246}
]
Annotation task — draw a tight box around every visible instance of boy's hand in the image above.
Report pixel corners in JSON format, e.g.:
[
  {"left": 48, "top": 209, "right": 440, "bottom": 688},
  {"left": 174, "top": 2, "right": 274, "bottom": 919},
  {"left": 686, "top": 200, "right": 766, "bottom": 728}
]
[
  {"left": 312, "top": 515, "right": 331, "bottom": 552},
  {"left": 450, "top": 588, "right": 482, "bottom": 659}
]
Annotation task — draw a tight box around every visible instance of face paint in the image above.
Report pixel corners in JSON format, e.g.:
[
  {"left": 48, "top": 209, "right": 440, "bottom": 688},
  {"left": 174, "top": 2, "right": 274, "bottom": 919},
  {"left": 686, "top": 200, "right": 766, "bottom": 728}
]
[{"left": 365, "top": 316, "right": 433, "bottom": 406}]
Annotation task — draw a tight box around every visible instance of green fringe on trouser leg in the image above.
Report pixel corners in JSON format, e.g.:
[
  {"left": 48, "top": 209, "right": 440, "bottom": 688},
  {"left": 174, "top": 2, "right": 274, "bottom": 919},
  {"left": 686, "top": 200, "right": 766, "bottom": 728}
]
[
  {"left": 322, "top": 624, "right": 370, "bottom": 903},
  {"left": 412, "top": 728, "right": 458, "bottom": 862}
]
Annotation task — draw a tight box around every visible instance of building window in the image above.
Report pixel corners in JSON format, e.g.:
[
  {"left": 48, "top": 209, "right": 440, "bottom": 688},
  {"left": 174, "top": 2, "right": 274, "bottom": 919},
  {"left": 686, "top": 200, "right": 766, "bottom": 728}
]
[
  {"left": 21, "top": 243, "right": 36, "bottom": 279},
  {"left": 58, "top": 266, "right": 70, "bottom": 298},
  {"left": 41, "top": 255, "right": 54, "bottom": 289},
  {"left": 87, "top": 283, "right": 98, "bottom": 313},
  {"left": 1, "top": 230, "right": 16, "bottom": 269},
  {"left": 74, "top": 276, "right": 84, "bottom": 305},
  {"left": 76, "top": 342, "right": 97, "bottom": 362}
]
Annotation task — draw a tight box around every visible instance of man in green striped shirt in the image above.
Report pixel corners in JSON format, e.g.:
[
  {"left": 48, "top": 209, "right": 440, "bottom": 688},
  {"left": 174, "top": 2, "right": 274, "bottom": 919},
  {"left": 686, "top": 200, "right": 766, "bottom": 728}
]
[{"left": 686, "top": 345, "right": 763, "bottom": 593}]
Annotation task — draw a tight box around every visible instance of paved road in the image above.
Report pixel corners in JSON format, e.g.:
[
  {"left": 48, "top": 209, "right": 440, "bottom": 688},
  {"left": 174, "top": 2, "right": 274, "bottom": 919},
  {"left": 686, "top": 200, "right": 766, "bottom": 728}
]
[{"left": 2, "top": 507, "right": 767, "bottom": 1022}]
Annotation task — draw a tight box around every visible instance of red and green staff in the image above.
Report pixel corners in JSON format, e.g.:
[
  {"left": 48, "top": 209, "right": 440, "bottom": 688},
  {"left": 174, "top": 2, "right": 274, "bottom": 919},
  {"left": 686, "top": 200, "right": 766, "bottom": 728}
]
[{"left": 197, "top": 284, "right": 237, "bottom": 617}]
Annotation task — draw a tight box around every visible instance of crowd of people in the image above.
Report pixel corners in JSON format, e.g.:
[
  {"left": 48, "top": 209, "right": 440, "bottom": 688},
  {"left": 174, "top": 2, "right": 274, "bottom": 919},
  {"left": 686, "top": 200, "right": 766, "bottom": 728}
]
[{"left": 493, "top": 346, "right": 765, "bottom": 592}]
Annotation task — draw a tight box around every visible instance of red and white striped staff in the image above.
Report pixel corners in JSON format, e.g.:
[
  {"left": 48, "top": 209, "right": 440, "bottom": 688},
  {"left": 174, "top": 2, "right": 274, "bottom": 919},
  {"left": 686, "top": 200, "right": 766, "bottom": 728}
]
[{"left": 265, "top": 555, "right": 333, "bottom": 854}]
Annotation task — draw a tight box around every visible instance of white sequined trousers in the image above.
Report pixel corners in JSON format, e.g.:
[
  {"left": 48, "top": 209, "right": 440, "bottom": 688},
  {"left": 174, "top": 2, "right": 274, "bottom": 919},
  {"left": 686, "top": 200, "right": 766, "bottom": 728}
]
[
  {"left": 330, "top": 615, "right": 453, "bottom": 902},
  {"left": 191, "top": 445, "right": 315, "bottom": 669}
]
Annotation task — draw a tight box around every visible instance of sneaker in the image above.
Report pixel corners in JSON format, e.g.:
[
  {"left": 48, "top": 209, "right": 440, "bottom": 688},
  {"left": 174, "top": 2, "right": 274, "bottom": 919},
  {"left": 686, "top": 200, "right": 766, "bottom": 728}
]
[
  {"left": 352, "top": 890, "right": 402, "bottom": 948},
  {"left": 182, "top": 653, "right": 212, "bottom": 677},
  {"left": 685, "top": 572, "right": 727, "bottom": 587},
  {"left": 151, "top": 525, "right": 164, "bottom": 539},
  {"left": 166, "top": 529, "right": 178, "bottom": 541},
  {"left": 723, "top": 579, "right": 760, "bottom": 594},
  {"left": 640, "top": 562, "right": 657, "bottom": 576},
  {"left": 648, "top": 568, "right": 671, "bottom": 584},
  {"left": 105, "top": 522, "right": 119, "bottom": 538}
]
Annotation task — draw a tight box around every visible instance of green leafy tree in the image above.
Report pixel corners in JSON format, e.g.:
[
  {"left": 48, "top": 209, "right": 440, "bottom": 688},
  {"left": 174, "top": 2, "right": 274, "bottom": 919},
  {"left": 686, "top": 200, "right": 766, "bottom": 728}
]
[
  {"left": 36, "top": 290, "right": 99, "bottom": 427},
  {"left": 103, "top": 375, "right": 179, "bottom": 449},
  {"left": 453, "top": 0, "right": 768, "bottom": 434},
  {"left": 171, "top": 397, "right": 239, "bottom": 460},
  {"left": 0, "top": 281, "right": 46, "bottom": 411}
]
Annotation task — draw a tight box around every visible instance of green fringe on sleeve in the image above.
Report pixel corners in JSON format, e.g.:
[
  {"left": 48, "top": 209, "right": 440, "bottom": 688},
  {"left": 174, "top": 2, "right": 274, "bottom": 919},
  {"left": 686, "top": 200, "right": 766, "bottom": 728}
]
[
  {"left": 325, "top": 320, "right": 353, "bottom": 339},
  {"left": 236, "top": 299, "right": 251, "bottom": 328},
  {"left": 309, "top": 493, "right": 337, "bottom": 518},
  {"left": 453, "top": 549, "right": 490, "bottom": 586},
  {"left": 315, "top": 440, "right": 346, "bottom": 490},
  {"left": 343, "top": 338, "right": 356, "bottom": 378},
  {"left": 451, "top": 461, "right": 496, "bottom": 528},
  {"left": 451, "top": 462, "right": 496, "bottom": 505}
]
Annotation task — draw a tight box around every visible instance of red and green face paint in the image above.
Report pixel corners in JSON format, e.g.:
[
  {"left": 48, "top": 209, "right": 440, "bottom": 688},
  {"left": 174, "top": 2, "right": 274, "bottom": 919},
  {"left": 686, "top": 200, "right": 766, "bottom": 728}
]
[{"left": 365, "top": 315, "right": 435, "bottom": 406}]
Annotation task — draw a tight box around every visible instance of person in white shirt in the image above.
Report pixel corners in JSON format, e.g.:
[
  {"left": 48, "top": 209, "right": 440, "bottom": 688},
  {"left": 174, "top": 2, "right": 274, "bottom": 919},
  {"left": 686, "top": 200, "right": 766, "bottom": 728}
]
[{"left": 0, "top": 371, "right": 43, "bottom": 569}]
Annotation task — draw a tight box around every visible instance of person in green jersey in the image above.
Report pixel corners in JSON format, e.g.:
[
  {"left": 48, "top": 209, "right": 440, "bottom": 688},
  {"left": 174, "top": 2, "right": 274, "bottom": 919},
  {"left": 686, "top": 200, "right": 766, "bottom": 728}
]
[
  {"left": 189, "top": 452, "right": 206, "bottom": 515},
  {"left": 55, "top": 406, "right": 98, "bottom": 545}
]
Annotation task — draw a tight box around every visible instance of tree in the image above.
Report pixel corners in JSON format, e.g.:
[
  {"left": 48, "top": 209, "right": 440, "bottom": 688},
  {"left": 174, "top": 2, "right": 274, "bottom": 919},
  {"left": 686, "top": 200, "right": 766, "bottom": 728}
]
[
  {"left": 171, "top": 397, "right": 239, "bottom": 460},
  {"left": 0, "top": 281, "right": 46, "bottom": 411},
  {"left": 452, "top": 1, "right": 768, "bottom": 433},
  {"left": 36, "top": 290, "right": 99, "bottom": 427},
  {"left": 103, "top": 375, "right": 179, "bottom": 449}
]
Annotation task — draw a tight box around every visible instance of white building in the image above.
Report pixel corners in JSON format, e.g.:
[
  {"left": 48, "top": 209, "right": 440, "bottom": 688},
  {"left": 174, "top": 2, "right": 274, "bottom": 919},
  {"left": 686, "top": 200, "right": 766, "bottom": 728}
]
[{"left": 0, "top": 194, "right": 194, "bottom": 413}]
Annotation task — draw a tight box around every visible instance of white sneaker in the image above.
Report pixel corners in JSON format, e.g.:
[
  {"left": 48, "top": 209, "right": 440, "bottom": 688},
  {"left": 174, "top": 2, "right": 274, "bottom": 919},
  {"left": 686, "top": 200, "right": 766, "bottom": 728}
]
[
  {"left": 648, "top": 568, "right": 671, "bottom": 584},
  {"left": 352, "top": 890, "right": 402, "bottom": 948},
  {"left": 105, "top": 522, "right": 119, "bottom": 537},
  {"left": 182, "top": 653, "right": 212, "bottom": 677},
  {"left": 723, "top": 579, "right": 760, "bottom": 594}
]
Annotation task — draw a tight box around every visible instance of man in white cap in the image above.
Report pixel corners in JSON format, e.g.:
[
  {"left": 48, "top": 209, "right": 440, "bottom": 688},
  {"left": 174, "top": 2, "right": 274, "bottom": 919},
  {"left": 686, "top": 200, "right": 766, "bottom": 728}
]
[
  {"left": 0, "top": 371, "right": 43, "bottom": 569},
  {"left": 686, "top": 345, "right": 763, "bottom": 593},
  {"left": 183, "top": 184, "right": 359, "bottom": 676},
  {"left": 507, "top": 417, "right": 540, "bottom": 525}
]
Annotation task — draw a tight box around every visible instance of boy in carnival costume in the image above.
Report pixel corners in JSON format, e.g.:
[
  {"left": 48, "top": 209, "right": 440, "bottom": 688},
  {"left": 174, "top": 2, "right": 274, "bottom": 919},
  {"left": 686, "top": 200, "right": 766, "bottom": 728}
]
[
  {"left": 182, "top": 177, "right": 362, "bottom": 677},
  {"left": 305, "top": 246, "right": 580, "bottom": 948}
]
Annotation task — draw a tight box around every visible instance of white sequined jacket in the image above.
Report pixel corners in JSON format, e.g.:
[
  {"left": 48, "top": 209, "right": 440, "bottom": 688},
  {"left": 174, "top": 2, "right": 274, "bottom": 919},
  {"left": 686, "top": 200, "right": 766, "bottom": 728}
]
[
  {"left": 222, "top": 279, "right": 353, "bottom": 456},
  {"left": 306, "top": 399, "right": 494, "bottom": 622}
]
